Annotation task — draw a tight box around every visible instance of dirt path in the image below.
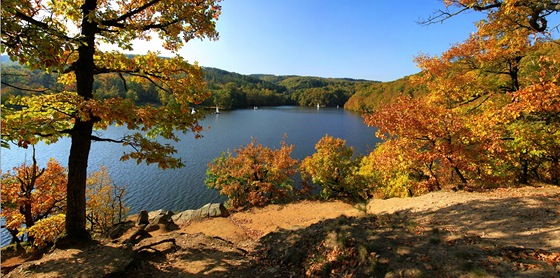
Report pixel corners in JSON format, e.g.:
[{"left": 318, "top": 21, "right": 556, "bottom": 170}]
[
  {"left": 180, "top": 200, "right": 363, "bottom": 244},
  {"left": 367, "top": 185, "right": 560, "bottom": 251}
]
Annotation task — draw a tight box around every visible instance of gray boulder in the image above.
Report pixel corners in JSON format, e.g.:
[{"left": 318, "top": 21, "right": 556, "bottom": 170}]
[
  {"left": 143, "top": 210, "right": 177, "bottom": 232},
  {"left": 172, "top": 203, "right": 228, "bottom": 225},
  {"left": 148, "top": 209, "right": 173, "bottom": 221}
]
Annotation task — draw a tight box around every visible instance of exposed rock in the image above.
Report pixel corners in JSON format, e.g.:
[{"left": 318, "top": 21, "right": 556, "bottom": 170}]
[
  {"left": 109, "top": 221, "right": 134, "bottom": 240},
  {"left": 137, "top": 210, "right": 149, "bottom": 226},
  {"left": 144, "top": 223, "right": 161, "bottom": 233},
  {"left": 172, "top": 210, "right": 196, "bottom": 225},
  {"left": 204, "top": 203, "right": 229, "bottom": 218},
  {"left": 153, "top": 211, "right": 173, "bottom": 224},
  {"left": 172, "top": 203, "right": 229, "bottom": 225},
  {"left": 143, "top": 210, "right": 177, "bottom": 232},
  {"left": 148, "top": 209, "right": 165, "bottom": 220},
  {"left": 165, "top": 222, "right": 179, "bottom": 231},
  {"left": 147, "top": 209, "right": 173, "bottom": 221}
]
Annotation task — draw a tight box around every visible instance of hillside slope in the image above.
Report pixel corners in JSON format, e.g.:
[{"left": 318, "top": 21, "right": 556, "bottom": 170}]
[{"left": 3, "top": 185, "right": 559, "bottom": 277}]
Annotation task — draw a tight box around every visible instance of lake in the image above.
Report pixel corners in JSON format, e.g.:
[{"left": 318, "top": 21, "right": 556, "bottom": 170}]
[{"left": 1, "top": 106, "right": 379, "bottom": 244}]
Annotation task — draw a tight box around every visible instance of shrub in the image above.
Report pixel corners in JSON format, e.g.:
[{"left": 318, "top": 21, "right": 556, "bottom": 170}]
[
  {"left": 86, "top": 166, "right": 129, "bottom": 236},
  {"left": 206, "top": 138, "right": 299, "bottom": 210},
  {"left": 23, "top": 214, "right": 66, "bottom": 249},
  {"left": 300, "top": 135, "right": 366, "bottom": 200},
  {"left": 1, "top": 152, "right": 67, "bottom": 246},
  {"left": 1, "top": 152, "right": 128, "bottom": 248}
]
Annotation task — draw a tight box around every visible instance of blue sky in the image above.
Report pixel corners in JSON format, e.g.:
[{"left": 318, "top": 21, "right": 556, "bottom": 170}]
[{"left": 135, "top": 1, "right": 485, "bottom": 82}]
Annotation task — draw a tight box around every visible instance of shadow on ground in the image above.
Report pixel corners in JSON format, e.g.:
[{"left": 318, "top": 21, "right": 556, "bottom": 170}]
[
  {"left": 243, "top": 193, "right": 560, "bottom": 277},
  {"left": 4, "top": 241, "right": 135, "bottom": 278},
  {"left": 4, "top": 193, "right": 559, "bottom": 277}
]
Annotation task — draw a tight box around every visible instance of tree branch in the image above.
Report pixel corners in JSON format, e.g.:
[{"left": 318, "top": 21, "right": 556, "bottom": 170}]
[
  {"left": 94, "top": 68, "right": 174, "bottom": 95},
  {"left": 99, "top": 0, "right": 164, "bottom": 29},
  {"left": 99, "top": 0, "right": 206, "bottom": 32},
  {"left": 118, "top": 73, "right": 128, "bottom": 92},
  {"left": 0, "top": 81, "right": 51, "bottom": 93},
  {"left": 11, "top": 9, "right": 74, "bottom": 41},
  {"left": 418, "top": 6, "right": 470, "bottom": 26},
  {"left": 90, "top": 135, "right": 126, "bottom": 143},
  {"left": 13, "top": 10, "right": 51, "bottom": 31}
]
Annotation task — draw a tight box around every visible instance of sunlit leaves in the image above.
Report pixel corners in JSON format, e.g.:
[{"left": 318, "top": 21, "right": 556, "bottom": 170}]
[
  {"left": 1, "top": 0, "right": 220, "bottom": 168},
  {"left": 23, "top": 214, "right": 66, "bottom": 249},
  {"left": 205, "top": 138, "right": 299, "bottom": 210},
  {"left": 364, "top": 96, "right": 500, "bottom": 188},
  {"left": 93, "top": 0, "right": 221, "bottom": 51},
  {"left": 2, "top": 0, "right": 221, "bottom": 238},
  {"left": 300, "top": 135, "right": 365, "bottom": 200},
  {"left": 442, "top": 0, "right": 560, "bottom": 35},
  {"left": 1, "top": 158, "right": 130, "bottom": 247},
  {"left": 86, "top": 166, "right": 129, "bottom": 235},
  {"left": 1, "top": 157, "right": 67, "bottom": 246},
  {"left": 359, "top": 140, "right": 418, "bottom": 198},
  {"left": 361, "top": 0, "right": 560, "bottom": 190},
  {"left": 502, "top": 55, "right": 560, "bottom": 184},
  {"left": 1, "top": 92, "right": 79, "bottom": 147}
]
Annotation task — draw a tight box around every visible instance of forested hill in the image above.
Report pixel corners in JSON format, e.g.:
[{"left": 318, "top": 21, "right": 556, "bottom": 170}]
[
  {"left": 203, "top": 67, "right": 378, "bottom": 109},
  {"left": 1, "top": 55, "right": 379, "bottom": 109},
  {"left": 344, "top": 74, "right": 428, "bottom": 112}
]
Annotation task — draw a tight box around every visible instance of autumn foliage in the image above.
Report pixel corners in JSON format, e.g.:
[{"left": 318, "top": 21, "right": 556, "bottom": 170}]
[
  {"left": 1, "top": 152, "right": 67, "bottom": 248},
  {"left": 360, "top": 0, "right": 560, "bottom": 194},
  {"left": 205, "top": 138, "right": 299, "bottom": 210},
  {"left": 1, "top": 156, "right": 128, "bottom": 249},
  {"left": 1, "top": 0, "right": 221, "bottom": 239},
  {"left": 300, "top": 135, "right": 366, "bottom": 200},
  {"left": 86, "top": 166, "right": 129, "bottom": 236}
]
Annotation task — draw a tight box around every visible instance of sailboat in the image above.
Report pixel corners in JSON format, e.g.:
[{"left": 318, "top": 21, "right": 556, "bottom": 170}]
[
  {"left": 215, "top": 106, "right": 220, "bottom": 114},
  {"left": 316, "top": 103, "right": 320, "bottom": 109}
]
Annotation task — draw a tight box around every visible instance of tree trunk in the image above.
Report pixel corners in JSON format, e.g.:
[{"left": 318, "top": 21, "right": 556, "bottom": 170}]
[
  {"left": 66, "top": 120, "right": 94, "bottom": 241},
  {"left": 65, "top": 0, "right": 97, "bottom": 241},
  {"left": 520, "top": 157, "right": 529, "bottom": 184},
  {"left": 453, "top": 166, "right": 468, "bottom": 184},
  {"left": 446, "top": 156, "right": 467, "bottom": 184},
  {"left": 551, "top": 157, "right": 559, "bottom": 185}
]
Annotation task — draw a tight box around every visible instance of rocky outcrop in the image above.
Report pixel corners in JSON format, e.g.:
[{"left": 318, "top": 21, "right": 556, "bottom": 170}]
[
  {"left": 142, "top": 210, "right": 178, "bottom": 232},
  {"left": 124, "top": 203, "right": 228, "bottom": 242},
  {"left": 172, "top": 203, "right": 229, "bottom": 225},
  {"left": 128, "top": 203, "right": 228, "bottom": 238},
  {"left": 136, "top": 210, "right": 149, "bottom": 225}
]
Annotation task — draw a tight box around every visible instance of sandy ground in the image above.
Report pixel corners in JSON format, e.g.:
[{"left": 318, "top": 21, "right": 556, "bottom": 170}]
[
  {"left": 181, "top": 200, "right": 363, "bottom": 243},
  {"left": 178, "top": 185, "right": 560, "bottom": 251}
]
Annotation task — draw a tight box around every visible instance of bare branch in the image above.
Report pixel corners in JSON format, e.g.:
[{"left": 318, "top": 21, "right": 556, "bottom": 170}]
[{"left": 418, "top": 6, "right": 470, "bottom": 26}]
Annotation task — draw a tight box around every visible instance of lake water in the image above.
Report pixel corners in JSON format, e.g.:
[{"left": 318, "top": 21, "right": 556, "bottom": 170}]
[{"left": 1, "top": 106, "right": 379, "bottom": 245}]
